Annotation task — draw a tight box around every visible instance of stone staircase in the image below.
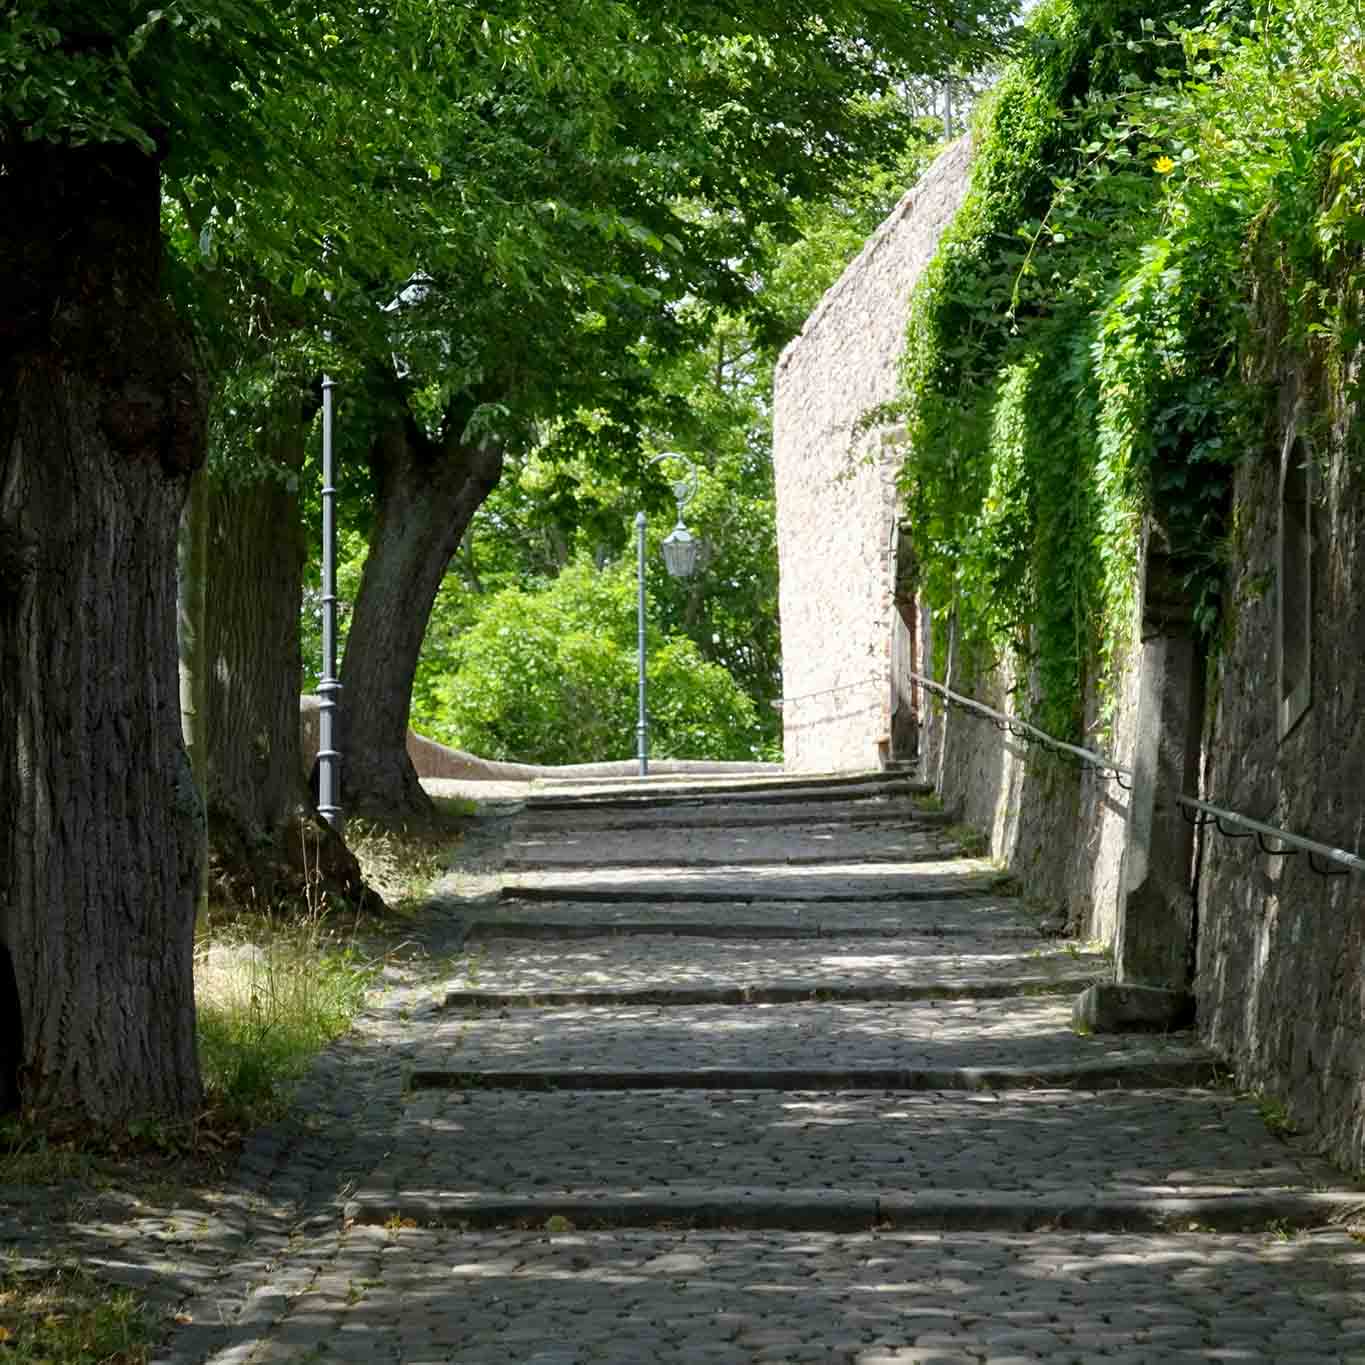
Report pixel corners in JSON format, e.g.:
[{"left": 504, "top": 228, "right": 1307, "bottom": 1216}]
[{"left": 350, "top": 772, "right": 1360, "bottom": 1242}]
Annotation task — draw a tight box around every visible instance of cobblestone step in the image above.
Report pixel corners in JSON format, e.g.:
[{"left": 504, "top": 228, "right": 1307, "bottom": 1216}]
[
  {"left": 504, "top": 827, "right": 965, "bottom": 871},
  {"left": 523, "top": 772, "right": 929, "bottom": 812},
  {"left": 446, "top": 934, "right": 1101, "bottom": 998},
  {"left": 348, "top": 1186, "right": 1364, "bottom": 1234},
  {"left": 466, "top": 898, "right": 1047, "bottom": 940},
  {"left": 226, "top": 1226, "right": 1365, "bottom": 1365},
  {"left": 408, "top": 1059, "right": 1219, "bottom": 1093},
  {"left": 372, "top": 1087, "right": 1346, "bottom": 1205},
  {"left": 501, "top": 859, "right": 1012, "bottom": 904},
  {"left": 517, "top": 799, "right": 946, "bottom": 834},
  {"left": 406, "top": 994, "right": 1214, "bottom": 1089},
  {"left": 465, "top": 918, "right": 1054, "bottom": 942},
  {"left": 441, "top": 978, "right": 1092, "bottom": 1008},
  {"left": 355, "top": 1080, "right": 1364, "bottom": 1233}
]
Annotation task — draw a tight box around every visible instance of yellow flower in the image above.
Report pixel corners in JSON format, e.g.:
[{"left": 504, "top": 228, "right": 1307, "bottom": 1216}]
[{"left": 1154, "top": 156, "right": 1176, "bottom": 175}]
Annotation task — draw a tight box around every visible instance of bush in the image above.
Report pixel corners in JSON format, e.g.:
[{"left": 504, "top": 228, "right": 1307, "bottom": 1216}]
[{"left": 423, "top": 558, "right": 764, "bottom": 763}]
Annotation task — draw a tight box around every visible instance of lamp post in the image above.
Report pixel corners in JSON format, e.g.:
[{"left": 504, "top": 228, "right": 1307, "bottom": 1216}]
[
  {"left": 317, "top": 264, "right": 342, "bottom": 832},
  {"left": 637, "top": 452, "right": 700, "bottom": 777}
]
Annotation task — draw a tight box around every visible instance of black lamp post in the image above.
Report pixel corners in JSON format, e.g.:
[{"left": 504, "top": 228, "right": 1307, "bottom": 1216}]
[{"left": 637, "top": 452, "right": 699, "bottom": 777}]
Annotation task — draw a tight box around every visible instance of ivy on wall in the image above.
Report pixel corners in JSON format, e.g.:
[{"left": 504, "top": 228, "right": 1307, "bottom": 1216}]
[{"left": 895, "top": 0, "right": 1365, "bottom": 740}]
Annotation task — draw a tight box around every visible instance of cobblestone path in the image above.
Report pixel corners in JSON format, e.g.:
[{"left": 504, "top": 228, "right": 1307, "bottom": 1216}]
[{"left": 158, "top": 772, "right": 1365, "bottom": 1363}]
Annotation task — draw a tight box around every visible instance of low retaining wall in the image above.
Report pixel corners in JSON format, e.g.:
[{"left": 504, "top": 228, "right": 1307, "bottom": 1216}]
[
  {"left": 297, "top": 696, "right": 777, "bottom": 785},
  {"left": 919, "top": 614, "right": 1140, "bottom": 943}
]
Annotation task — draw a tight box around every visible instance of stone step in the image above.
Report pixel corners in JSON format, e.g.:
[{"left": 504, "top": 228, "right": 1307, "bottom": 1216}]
[
  {"left": 270, "top": 1224, "right": 1365, "bottom": 1360},
  {"left": 465, "top": 897, "right": 1046, "bottom": 941},
  {"left": 348, "top": 1185, "right": 1362, "bottom": 1233},
  {"left": 445, "top": 934, "right": 1103, "bottom": 1000},
  {"left": 500, "top": 858, "right": 1012, "bottom": 905},
  {"left": 354, "top": 1087, "right": 1361, "bottom": 1232},
  {"left": 405, "top": 995, "right": 1211, "bottom": 1086},
  {"left": 441, "top": 978, "right": 1092, "bottom": 1009},
  {"left": 516, "top": 800, "right": 949, "bottom": 834},
  {"left": 503, "top": 850, "right": 968, "bottom": 873},
  {"left": 523, "top": 772, "right": 929, "bottom": 813},
  {"left": 503, "top": 826, "right": 965, "bottom": 871},
  {"left": 409, "top": 1059, "right": 1218, "bottom": 1093},
  {"left": 464, "top": 918, "right": 1053, "bottom": 943}
]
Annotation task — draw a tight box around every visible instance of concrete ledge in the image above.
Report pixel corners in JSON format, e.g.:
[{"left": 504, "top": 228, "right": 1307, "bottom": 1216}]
[
  {"left": 407, "top": 1058, "right": 1220, "bottom": 1093},
  {"left": 345, "top": 1185, "right": 1365, "bottom": 1233},
  {"left": 1073, "top": 983, "right": 1196, "bottom": 1034}
]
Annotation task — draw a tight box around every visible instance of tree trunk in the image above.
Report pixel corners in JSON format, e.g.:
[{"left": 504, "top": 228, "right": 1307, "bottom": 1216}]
[
  {"left": 341, "top": 416, "right": 504, "bottom": 821},
  {"left": 0, "top": 141, "right": 206, "bottom": 1121},
  {"left": 178, "top": 468, "right": 211, "bottom": 924},
  {"left": 205, "top": 398, "right": 380, "bottom": 913}
]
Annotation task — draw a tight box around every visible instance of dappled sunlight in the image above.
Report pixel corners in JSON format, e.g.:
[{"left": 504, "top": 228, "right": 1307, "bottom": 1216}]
[
  {"left": 506, "top": 823, "right": 957, "bottom": 870},
  {"left": 268, "top": 1224, "right": 1365, "bottom": 1360},
  {"left": 382, "top": 1086, "right": 1333, "bottom": 1201},
  {"left": 416, "top": 996, "right": 1207, "bottom": 1076},
  {"left": 508, "top": 857, "right": 1000, "bottom": 886},
  {"left": 447, "top": 935, "right": 1106, "bottom": 999}
]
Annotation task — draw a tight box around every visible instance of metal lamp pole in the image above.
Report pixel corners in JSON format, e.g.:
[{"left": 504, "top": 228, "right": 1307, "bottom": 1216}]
[
  {"left": 317, "top": 272, "right": 343, "bottom": 832},
  {"left": 636, "top": 451, "right": 700, "bottom": 777}
]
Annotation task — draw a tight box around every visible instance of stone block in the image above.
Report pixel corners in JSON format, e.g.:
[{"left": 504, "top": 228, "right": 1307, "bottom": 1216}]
[{"left": 1072, "top": 982, "right": 1195, "bottom": 1033}]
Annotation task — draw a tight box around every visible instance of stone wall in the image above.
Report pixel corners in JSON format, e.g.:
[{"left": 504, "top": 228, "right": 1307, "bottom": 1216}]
[
  {"left": 918, "top": 609, "right": 1142, "bottom": 942},
  {"left": 1196, "top": 359, "right": 1365, "bottom": 1170},
  {"left": 298, "top": 697, "right": 776, "bottom": 786},
  {"left": 772, "top": 109, "right": 1365, "bottom": 1175},
  {"left": 773, "top": 136, "right": 973, "bottom": 773}
]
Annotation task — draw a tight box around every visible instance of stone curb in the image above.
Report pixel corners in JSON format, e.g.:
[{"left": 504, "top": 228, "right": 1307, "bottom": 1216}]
[
  {"left": 464, "top": 919, "right": 1045, "bottom": 941},
  {"left": 407, "top": 1058, "right": 1219, "bottom": 1093},
  {"left": 499, "top": 881, "right": 1012, "bottom": 906},
  {"left": 501, "top": 847, "right": 964, "bottom": 872},
  {"left": 344, "top": 1186, "right": 1365, "bottom": 1234},
  {"left": 517, "top": 806, "right": 953, "bottom": 834},
  {"left": 439, "top": 975, "right": 1096, "bottom": 1009},
  {"left": 524, "top": 775, "right": 929, "bottom": 812}
]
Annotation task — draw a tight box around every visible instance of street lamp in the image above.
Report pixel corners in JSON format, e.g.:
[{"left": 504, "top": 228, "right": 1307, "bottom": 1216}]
[
  {"left": 637, "top": 451, "right": 700, "bottom": 777},
  {"left": 317, "top": 253, "right": 343, "bottom": 833}
]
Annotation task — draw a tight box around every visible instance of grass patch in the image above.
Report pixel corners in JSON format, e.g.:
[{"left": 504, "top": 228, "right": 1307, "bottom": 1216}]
[
  {"left": 346, "top": 816, "right": 467, "bottom": 909},
  {"left": 941, "top": 822, "right": 989, "bottom": 857},
  {"left": 1253, "top": 1093, "right": 1299, "bottom": 1141},
  {"left": 195, "top": 910, "right": 375, "bottom": 1120},
  {"left": 0, "top": 1262, "right": 153, "bottom": 1364}
]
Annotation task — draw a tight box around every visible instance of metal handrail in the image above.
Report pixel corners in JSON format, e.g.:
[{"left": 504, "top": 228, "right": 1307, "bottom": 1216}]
[
  {"left": 907, "top": 668, "right": 1363, "bottom": 877},
  {"left": 1175, "top": 795, "right": 1365, "bottom": 875},
  {"left": 911, "top": 672, "right": 1135, "bottom": 785},
  {"left": 770, "top": 675, "right": 883, "bottom": 709}
]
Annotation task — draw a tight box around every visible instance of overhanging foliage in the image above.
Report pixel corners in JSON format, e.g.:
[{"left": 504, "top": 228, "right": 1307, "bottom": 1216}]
[{"left": 895, "top": 0, "right": 1365, "bottom": 738}]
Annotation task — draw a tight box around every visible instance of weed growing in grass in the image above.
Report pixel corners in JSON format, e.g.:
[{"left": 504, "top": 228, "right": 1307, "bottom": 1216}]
[
  {"left": 1254, "top": 1094, "right": 1299, "bottom": 1141},
  {"left": 195, "top": 912, "right": 375, "bottom": 1119},
  {"left": 346, "top": 817, "right": 466, "bottom": 909},
  {"left": 942, "top": 822, "right": 988, "bottom": 857},
  {"left": 0, "top": 1261, "right": 152, "bottom": 1364}
]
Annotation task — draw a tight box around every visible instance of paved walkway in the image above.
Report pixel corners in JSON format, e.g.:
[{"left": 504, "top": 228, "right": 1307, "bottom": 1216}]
[{"left": 128, "top": 773, "right": 1365, "bottom": 1359}]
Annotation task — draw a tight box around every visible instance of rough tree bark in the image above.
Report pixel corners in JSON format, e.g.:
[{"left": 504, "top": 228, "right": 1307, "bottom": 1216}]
[
  {"left": 0, "top": 142, "right": 205, "bottom": 1120},
  {"left": 341, "top": 413, "right": 504, "bottom": 821},
  {"left": 178, "top": 468, "right": 211, "bottom": 924},
  {"left": 205, "top": 397, "right": 380, "bottom": 913}
]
